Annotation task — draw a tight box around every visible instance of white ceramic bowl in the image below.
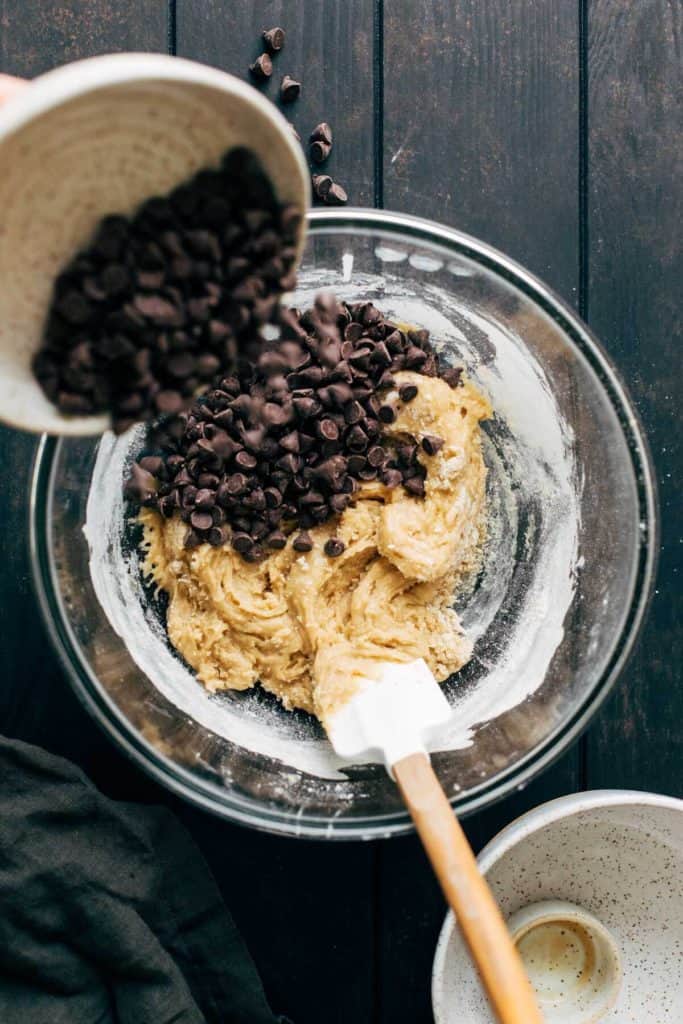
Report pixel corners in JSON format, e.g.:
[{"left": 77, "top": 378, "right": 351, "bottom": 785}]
[
  {"left": 433, "top": 791, "right": 683, "bottom": 1022},
  {"left": 0, "top": 53, "right": 309, "bottom": 435}
]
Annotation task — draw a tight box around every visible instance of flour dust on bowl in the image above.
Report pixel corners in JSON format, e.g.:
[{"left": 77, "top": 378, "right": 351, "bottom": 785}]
[{"left": 30, "top": 211, "right": 656, "bottom": 838}]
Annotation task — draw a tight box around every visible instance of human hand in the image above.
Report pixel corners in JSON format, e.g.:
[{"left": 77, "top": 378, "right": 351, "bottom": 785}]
[{"left": 0, "top": 74, "right": 27, "bottom": 105}]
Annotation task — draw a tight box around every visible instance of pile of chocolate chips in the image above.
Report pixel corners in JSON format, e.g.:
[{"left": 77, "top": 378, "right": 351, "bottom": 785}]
[
  {"left": 32, "top": 148, "right": 300, "bottom": 433},
  {"left": 126, "top": 294, "right": 463, "bottom": 561}
]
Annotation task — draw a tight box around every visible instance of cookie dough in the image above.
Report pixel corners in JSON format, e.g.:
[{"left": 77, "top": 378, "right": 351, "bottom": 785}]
[{"left": 140, "top": 370, "right": 491, "bottom": 727}]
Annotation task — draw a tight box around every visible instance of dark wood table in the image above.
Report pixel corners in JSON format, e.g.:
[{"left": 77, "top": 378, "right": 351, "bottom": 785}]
[{"left": 1, "top": 3, "right": 680, "bottom": 1021}]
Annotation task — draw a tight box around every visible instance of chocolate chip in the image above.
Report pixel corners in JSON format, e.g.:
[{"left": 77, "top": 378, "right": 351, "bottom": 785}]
[
  {"left": 421, "top": 435, "right": 444, "bottom": 455},
  {"left": 92, "top": 216, "right": 128, "bottom": 260},
  {"left": 442, "top": 367, "right": 464, "bottom": 389},
  {"left": 137, "top": 269, "right": 165, "bottom": 291},
  {"left": 324, "top": 183, "right": 348, "bottom": 205},
  {"left": 313, "top": 455, "right": 347, "bottom": 487},
  {"left": 139, "top": 455, "right": 166, "bottom": 477},
  {"left": 197, "top": 472, "right": 220, "bottom": 489},
  {"left": 300, "top": 489, "right": 325, "bottom": 508},
  {"left": 262, "top": 401, "right": 292, "bottom": 427},
  {"left": 405, "top": 346, "right": 428, "bottom": 369},
  {"left": 200, "top": 523, "right": 222, "bottom": 545},
  {"left": 168, "top": 352, "right": 196, "bottom": 379},
  {"left": 324, "top": 537, "right": 345, "bottom": 557},
  {"left": 310, "top": 122, "right": 333, "bottom": 146},
  {"left": 244, "top": 487, "right": 266, "bottom": 511},
  {"left": 56, "top": 291, "right": 91, "bottom": 325},
  {"left": 276, "top": 452, "right": 300, "bottom": 474},
  {"left": 399, "top": 384, "right": 419, "bottom": 403},
  {"left": 249, "top": 53, "right": 273, "bottom": 79},
  {"left": 329, "top": 384, "right": 354, "bottom": 409},
  {"left": 346, "top": 454, "right": 367, "bottom": 476},
  {"left": 100, "top": 263, "right": 130, "bottom": 297},
  {"left": 367, "top": 445, "right": 386, "bottom": 468},
  {"left": 279, "top": 430, "right": 300, "bottom": 453},
  {"left": 264, "top": 486, "right": 282, "bottom": 507},
  {"left": 378, "top": 404, "right": 396, "bottom": 424},
  {"left": 190, "top": 510, "right": 213, "bottom": 531},
  {"left": 370, "top": 341, "right": 391, "bottom": 367},
  {"left": 231, "top": 532, "right": 253, "bottom": 553},
  {"left": 224, "top": 473, "right": 248, "bottom": 496},
  {"left": 263, "top": 26, "right": 286, "bottom": 52},
  {"left": 155, "top": 390, "right": 185, "bottom": 415},
  {"left": 243, "top": 544, "right": 265, "bottom": 563},
  {"left": 404, "top": 476, "right": 426, "bottom": 497},
  {"left": 292, "top": 531, "right": 313, "bottom": 552},
  {"left": 196, "top": 354, "right": 221, "bottom": 382},
  {"left": 346, "top": 425, "right": 368, "bottom": 450},
  {"left": 210, "top": 505, "right": 226, "bottom": 526},
  {"left": 235, "top": 450, "right": 258, "bottom": 470},
  {"left": 329, "top": 493, "right": 350, "bottom": 514},
  {"left": 310, "top": 140, "right": 331, "bottom": 164},
  {"left": 194, "top": 488, "right": 215, "bottom": 509},
  {"left": 312, "top": 174, "right": 333, "bottom": 201},
  {"left": 344, "top": 400, "right": 364, "bottom": 424},
  {"left": 409, "top": 328, "right": 430, "bottom": 347},
  {"left": 316, "top": 418, "right": 339, "bottom": 441},
  {"left": 397, "top": 443, "right": 418, "bottom": 465},
  {"left": 265, "top": 530, "right": 287, "bottom": 550},
  {"left": 381, "top": 468, "right": 403, "bottom": 488},
  {"left": 134, "top": 294, "right": 185, "bottom": 327},
  {"left": 280, "top": 75, "right": 301, "bottom": 103},
  {"left": 293, "top": 395, "right": 320, "bottom": 418}
]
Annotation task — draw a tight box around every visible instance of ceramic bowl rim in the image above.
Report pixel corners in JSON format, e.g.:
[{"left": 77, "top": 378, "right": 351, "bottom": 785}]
[
  {"left": 0, "top": 52, "right": 310, "bottom": 435},
  {"left": 432, "top": 789, "right": 683, "bottom": 1020},
  {"left": 29, "top": 209, "right": 658, "bottom": 839}
]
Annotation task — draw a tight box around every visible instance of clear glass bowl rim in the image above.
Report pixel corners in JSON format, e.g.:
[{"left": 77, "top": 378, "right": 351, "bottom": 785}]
[{"left": 28, "top": 208, "right": 658, "bottom": 840}]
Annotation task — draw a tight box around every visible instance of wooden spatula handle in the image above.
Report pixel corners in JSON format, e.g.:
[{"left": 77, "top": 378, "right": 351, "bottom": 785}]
[{"left": 393, "top": 752, "right": 542, "bottom": 1024}]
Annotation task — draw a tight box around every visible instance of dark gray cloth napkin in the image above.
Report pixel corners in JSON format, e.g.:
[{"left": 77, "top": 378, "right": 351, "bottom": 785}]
[{"left": 0, "top": 735, "right": 280, "bottom": 1024}]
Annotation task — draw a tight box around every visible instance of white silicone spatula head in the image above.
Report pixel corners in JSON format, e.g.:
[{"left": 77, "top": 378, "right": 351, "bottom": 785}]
[
  {"left": 0, "top": 53, "right": 309, "bottom": 436},
  {"left": 326, "top": 658, "right": 452, "bottom": 770}
]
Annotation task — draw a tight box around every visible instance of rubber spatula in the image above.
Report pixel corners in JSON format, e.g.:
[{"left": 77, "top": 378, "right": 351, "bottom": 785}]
[{"left": 327, "top": 658, "right": 543, "bottom": 1024}]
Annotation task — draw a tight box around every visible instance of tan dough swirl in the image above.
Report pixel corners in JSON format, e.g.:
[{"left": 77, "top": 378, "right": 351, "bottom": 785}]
[{"left": 140, "top": 371, "right": 491, "bottom": 726}]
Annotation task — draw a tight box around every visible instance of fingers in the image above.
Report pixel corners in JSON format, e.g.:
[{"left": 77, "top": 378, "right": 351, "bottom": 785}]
[{"left": 0, "top": 74, "right": 28, "bottom": 104}]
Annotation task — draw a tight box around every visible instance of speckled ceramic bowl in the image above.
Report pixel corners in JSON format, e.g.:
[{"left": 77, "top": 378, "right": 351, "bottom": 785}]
[{"left": 433, "top": 790, "right": 683, "bottom": 1022}]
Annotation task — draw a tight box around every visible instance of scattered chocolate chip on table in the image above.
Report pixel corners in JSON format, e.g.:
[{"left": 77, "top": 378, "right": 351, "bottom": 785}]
[
  {"left": 310, "top": 122, "right": 333, "bottom": 146},
  {"left": 280, "top": 75, "right": 301, "bottom": 103},
  {"left": 310, "top": 139, "right": 331, "bottom": 164},
  {"left": 262, "top": 26, "right": 285, "bottom": 53},
  {"left": 249, "top": 52, "right": 273, "bottom": 79}
]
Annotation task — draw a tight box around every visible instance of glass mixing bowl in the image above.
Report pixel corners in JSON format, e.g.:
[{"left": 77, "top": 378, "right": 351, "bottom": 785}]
[{"left": 29, "top": 210, "right": 656, "bottom": 839}]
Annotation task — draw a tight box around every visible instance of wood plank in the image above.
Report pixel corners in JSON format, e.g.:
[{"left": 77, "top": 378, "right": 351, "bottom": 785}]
[
  {"left": 0, "top": 0, "right": 167, "bottom": 77},
  {"left": 383, "top": 0, "right": 580, "bottom": 292},
  {"left": 585, "top": 0, "right": 682, "bottom": 795},
  {"left": 379, "top": 3, "right": 582, "bottom": 1019},
  {"left": 175, "top": 5, "right": 377, "bottom": 1023},
  {"left": 0, "top": 3, "right": 167, "bottom": 789},
  {"left": 177, "top": 0, "right": 376, "bottom": 206}
]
